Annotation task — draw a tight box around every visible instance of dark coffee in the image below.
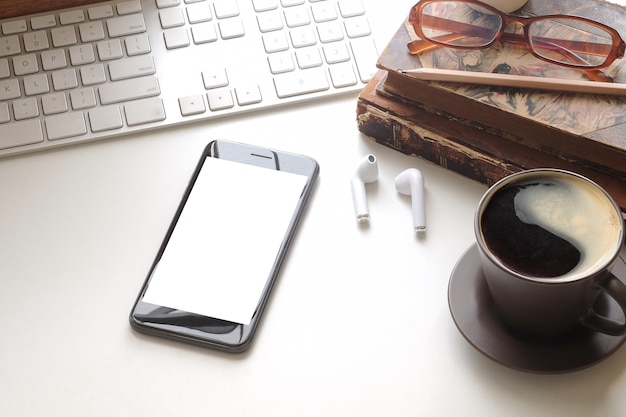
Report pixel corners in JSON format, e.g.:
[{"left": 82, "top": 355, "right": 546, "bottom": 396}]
[{"left": 480, "top": 174, "right": 620, "bottom": 278}]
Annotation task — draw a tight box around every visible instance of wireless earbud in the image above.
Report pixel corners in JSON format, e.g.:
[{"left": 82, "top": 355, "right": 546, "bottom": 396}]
[
  {"left": 395, "top": 168, "right": 426, "bottom": 233},
  {"left": 351, "top": 154, "right": 378, "bottom": 223}
]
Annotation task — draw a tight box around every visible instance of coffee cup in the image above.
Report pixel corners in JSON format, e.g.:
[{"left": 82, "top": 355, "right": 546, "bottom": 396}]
[{"left": 474, "top": 169, "right": 626, "bottom": 339}]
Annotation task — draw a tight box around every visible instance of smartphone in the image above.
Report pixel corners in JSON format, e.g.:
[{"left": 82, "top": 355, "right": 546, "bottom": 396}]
[{"left": 130, "top": 140, "right": 319, "bottom": 352}]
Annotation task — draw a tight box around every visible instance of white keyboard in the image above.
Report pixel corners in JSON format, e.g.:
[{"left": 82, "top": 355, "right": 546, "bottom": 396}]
[{"left": 0, "top": 0, "right": 378, "bottom": 157}]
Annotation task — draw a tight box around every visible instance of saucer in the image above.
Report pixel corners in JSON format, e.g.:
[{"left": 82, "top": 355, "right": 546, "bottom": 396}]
[{"left": 448, "top": 244, "right": 626, "bottom": 374}]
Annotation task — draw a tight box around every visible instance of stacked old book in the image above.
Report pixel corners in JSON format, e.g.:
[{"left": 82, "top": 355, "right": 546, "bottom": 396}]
[{"left": 356, "top": 0, "right": 626, "bottom": 211}]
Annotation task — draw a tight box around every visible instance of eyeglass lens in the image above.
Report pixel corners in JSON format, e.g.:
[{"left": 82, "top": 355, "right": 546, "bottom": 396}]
[{"left": 418, "top": 1, "right": 615, "bottom": 68}]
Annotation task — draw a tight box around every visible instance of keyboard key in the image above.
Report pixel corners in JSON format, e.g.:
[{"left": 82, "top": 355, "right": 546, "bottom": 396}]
[
  {"left": 350, "top": 38, "right": 378, "bottom": 82},
  {"left": 97, "top": 39, "right": 124, "bottom": 60},
  {"left": 88, "top": 5, "right": 115, "bottom": 20},
  {"left": 59, "top": 10, "right": 85, "bottom": 25},
  {"left": 344, "top": 17, "right": 371, "bottom": 38},
  {"left": 268, "top": 52, "right": 295, "bottom": 74},
  {"left": 13, "top": 54, "right": 39, "bottom": 76},
  {"left": 13, "top": 98, "right": 39, "bottom": 120},
  {"left": 41, "top": 49, "right": 68, "bottom": 71},
  {"left": 191, "top": 24, "right": 218, "bottom": 44},
  {"left": 0, "top": 59, "right": 9, "bottom": 78},
  {"left": 31, "top": 15, "right": 57, "bottom": 30},
  {"left": 262, "top": 32, "right": 289, "bottom": 52},
  {"left": 214, "top": 0, "right": 240, "bottom": 18},
  {"left": 202, "top": 68, "right": 228, "bottom": 89},
  {"left": 42, "top": 92, "right": 69, "bottom": 115},
  {"left": 0, "top": 103, "right": 9, "bottom": 123},
  {"left": 0, "top": 36, "right": 21, "bottom": 57},
  {"left": 338, "top": 0, "right": 365, "bottom": 17},
  {"left": 253, "top": 0, "right": 279, "bottom": 11},
  {"left": 51, "top": 27, "right": 78, "bottom": 47},
  {"left": 257, "top": 11, "right": 283, "bottom": 32},
  {"left": 109, "top": 55, "right": 156, "bottom": 81},
  {"left": 117, "top": 1, "right": 143, "bottom": 15},
  {"left": 187, "top": 3, "right": 213, "bottom": 24},
  {"left": 124, "top": 97, "right": 166, "bottom": 125},
  {"left": 70, "top": 88, "right": 97, "bottom": 110},
  {"left": 107, "top": 14, "right": 147, "bottom": 37},
  {"left": 207, "top": 88, "right": 234, "bottom": 110},
  {"left": 290, "top": 27, "right": 316, "bottom": 48},
  {"left": 160, "top": 9, "right": 186, "bottom": 29},
  {"left": 323, "top": 43, "right": 350, "bottom": 63},
  {"left": 80, "top": 64, "right": 107, "bottom": 85},
  {"left": 218, "top": 18, "right": 245, "bottom": 39},
  {"left": 89, "top": 105, "right": 124, "bottom": 132},
  {"left": 23, "top": 31, "right": 50, "bottom": 52},
  {"left": 179, "top": 95, "right": 206, "bottom": 116},
  {"left": 329, "top": 62, "right": 357, "bottom": 87},
  {"left": 235, "top": 85, "right": 262, "bottom": 106},
  {"left": 24, "top": 74, "right": 50, "bottom": 96},
  {"left": 45, "top": 112, "right": 87, "bottom": 140},
  {"left": 311, "top": 3, "right": 338, "bottom": 22},
  {"left": 296, "top": 47, "right": 323, "bottom": 69},
  {"left": 281, "top": 0, "right": 305, "bottom": 6},
  {"left": 124, "top": 34, "right": 152, "bottom": 55},
  {"left": 164, "top": 28, "right": 190, "bottom": 49},
  {"left": 0, "top": 79, "right": 21, "bottom": 100},
  {"left": 2, "top": 20, "right": 28, "bottom": 35},
  {"left": 273, "top": 68, "right": 329, "bottom": 98},
  {"left": 0, "top": 119, "right": 43, "bottom": 150},
  {"left": 317, "top": 22, "right": 344, "bottom": 43},
  {"left": 52, "top": 69, "right": 79, "bottom": 90},
  {"left": 79, "top": 21, "right": 106, "bottom": 42},
  {"left": 99, "top": 76, "right": 161, "bottom": 104},
  {"left": 284, "top": 7, "right": 311, "bottom": 28},
  {"left": 69, "top": 44, "right": 96, "bottom": 66},
  {"left": 156, "top": 0, "right": 181, "bottom": 8}
]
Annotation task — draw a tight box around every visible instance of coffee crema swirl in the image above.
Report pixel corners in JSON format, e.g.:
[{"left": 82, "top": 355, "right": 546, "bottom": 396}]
[{"left": 481, "top": 175, "right": 620, "bottom": 279}]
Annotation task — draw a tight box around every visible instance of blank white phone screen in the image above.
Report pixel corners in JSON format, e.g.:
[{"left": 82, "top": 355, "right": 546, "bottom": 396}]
[{"left": 143, "top": 156, "right": 308, "bottom": 325}]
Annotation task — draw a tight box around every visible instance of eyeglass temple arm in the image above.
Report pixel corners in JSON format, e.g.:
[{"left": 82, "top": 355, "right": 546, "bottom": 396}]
[{"left": 407, "top": 32, "right": 612, "bottom": 82}]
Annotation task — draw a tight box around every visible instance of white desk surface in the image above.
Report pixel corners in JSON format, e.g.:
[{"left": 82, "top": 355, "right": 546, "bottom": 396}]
[{"left": 2, "top": 1, "right": 626, "bottom": 416}]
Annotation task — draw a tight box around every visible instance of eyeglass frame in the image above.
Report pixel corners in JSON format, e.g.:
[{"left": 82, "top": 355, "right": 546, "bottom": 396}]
[{"left": 407, "top": 0, "right": 626, "bottom": 77}]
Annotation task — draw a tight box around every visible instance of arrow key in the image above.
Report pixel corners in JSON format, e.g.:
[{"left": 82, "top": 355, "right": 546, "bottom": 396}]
[
  {"left": 179, "top": 95, "right": 206, "bottom": 116},
  {"left": 206, "top": 88, "right": 234, "bottom": 111},
  {"left": 235, "top": 84, "right": 262, "bottom": 106}
]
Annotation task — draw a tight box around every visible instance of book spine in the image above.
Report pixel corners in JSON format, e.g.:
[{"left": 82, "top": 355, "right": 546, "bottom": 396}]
[
  {"left": 357, "top": 71, "right": 626, "bottom": 211},
  {"left": 356, "top": 98, "right": 519, "bottom": 187},
  {"left": 382, "top": 70, "right": 626, "bottom": 179}
]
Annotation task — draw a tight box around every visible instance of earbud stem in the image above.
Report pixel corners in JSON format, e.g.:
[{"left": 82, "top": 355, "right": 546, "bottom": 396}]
[
  {"left": 412, "top": 189, "right": 426, "bottom": 233},
  {"left": 351, "top": 178, "right": 370, "bottom": 222}
]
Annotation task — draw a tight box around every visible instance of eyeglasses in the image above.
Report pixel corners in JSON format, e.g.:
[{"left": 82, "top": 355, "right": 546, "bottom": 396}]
[{"left": 407, "top": 0, "right": 626, "bottom": 82}]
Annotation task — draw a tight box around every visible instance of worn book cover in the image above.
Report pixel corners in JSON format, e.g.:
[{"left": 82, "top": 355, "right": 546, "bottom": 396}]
[
  {"left": 357, "top": 70, "right": 626, "bottom": 212},
  {"left": 376, "top": 0, "right": 626, "bottom": 177}
]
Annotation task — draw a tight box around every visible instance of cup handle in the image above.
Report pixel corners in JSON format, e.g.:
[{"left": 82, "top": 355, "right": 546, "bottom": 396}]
[{"left": 581, "top": 272, "right": 626, "bottom": 336}]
